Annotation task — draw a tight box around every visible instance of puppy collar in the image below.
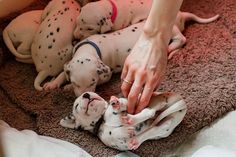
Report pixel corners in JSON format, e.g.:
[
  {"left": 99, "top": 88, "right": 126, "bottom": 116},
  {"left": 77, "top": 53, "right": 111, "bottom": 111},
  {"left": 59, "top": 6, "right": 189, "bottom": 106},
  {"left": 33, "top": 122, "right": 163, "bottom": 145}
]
[
  {"left": 74, "top": 40, "right": 102, "bottom": 60},
  {"left": 109, "top": 0, "right": 117, "bottom": 23}
]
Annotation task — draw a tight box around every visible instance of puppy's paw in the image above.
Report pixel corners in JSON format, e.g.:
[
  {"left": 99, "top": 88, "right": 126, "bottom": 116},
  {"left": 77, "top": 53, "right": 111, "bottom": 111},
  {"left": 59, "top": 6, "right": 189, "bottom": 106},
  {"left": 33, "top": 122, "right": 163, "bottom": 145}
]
[
  {"left": 128, "top": 138, "right": 139, "bottom": 150},
  {"left": 110, "top": 96, "right": 120, "bottom": 110},
  {"left": 127, "top": 127, "right": 135, "bottom": 138},
  {"left": 43, "top": 81, "right": 60, "bottom": 90},
  {"left": 121, "top": 115, "right": 133, "bottom": 125}
]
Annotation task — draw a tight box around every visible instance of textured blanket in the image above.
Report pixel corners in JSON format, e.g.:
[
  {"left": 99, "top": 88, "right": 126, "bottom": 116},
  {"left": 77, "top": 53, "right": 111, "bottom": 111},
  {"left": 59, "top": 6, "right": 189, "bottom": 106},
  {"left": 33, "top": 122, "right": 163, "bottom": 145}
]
[{"left": 0, "top": 0, "right": 235, "bottom": 156}]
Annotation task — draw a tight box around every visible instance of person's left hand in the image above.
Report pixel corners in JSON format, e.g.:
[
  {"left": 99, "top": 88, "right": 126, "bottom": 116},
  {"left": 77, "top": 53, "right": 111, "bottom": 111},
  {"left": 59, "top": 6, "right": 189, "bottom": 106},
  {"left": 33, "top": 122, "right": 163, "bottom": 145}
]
[{"left": 121, "top": 32, "right": 168, "bottom": 114}]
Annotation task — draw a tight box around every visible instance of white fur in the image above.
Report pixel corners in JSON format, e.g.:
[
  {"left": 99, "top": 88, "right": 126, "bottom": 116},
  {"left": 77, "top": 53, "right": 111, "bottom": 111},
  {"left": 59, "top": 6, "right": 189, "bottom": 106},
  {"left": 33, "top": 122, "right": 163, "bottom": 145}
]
[
  {"left": 60, "top": 92, "right": 187, "bottom": 151},
  {"left": 31, "top": 0, "right": 81, "bottom": 91}
]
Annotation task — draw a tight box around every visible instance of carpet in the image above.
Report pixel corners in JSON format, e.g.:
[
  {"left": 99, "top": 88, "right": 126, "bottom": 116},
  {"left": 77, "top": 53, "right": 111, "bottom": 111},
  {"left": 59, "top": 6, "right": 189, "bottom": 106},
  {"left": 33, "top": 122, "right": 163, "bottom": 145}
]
[{"left": 0, "top": 0, "right": 235, "bottom": 156}]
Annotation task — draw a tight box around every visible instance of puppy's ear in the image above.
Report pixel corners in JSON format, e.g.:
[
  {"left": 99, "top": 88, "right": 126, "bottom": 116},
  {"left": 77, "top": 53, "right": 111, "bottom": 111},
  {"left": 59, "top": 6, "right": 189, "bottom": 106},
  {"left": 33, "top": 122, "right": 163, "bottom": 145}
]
[
  {"left": 64, "top": 62, "right": 71, "bottom": 82},
  {"left": 60, "top": 114, "right": 77, "bottom": 129},
  {"left": 96, "top": 60, "right": 112, "bottom": 84},
  {"left": 100, "top": 19, "right": 113, "bottom": 33}
]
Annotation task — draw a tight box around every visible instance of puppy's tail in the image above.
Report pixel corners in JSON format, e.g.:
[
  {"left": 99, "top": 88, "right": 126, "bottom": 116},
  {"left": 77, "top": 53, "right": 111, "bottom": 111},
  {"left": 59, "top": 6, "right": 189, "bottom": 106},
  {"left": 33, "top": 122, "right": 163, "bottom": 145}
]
[
  {"left": 34, "top": 70, "right": 49, "bottom": 91},
  {"left": 3, "top": 29, "right": 32, "bottom": 60},
  {"left": 182, "top": 12, "right": 220, "bottom": 24}
]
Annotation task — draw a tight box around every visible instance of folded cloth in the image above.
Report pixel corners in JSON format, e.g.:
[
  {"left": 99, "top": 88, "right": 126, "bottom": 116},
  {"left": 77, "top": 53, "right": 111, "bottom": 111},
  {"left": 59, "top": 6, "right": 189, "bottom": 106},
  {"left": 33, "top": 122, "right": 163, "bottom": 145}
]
[{"left": 0, "top": 120, "right": 92, "bottom": 157}]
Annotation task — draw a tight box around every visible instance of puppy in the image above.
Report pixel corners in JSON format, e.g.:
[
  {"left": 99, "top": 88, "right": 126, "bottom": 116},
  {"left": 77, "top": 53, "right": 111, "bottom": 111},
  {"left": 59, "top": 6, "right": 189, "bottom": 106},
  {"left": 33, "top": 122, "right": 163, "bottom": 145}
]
[
  {"left": 31, "top": 0, "right": 81, "bottom": 91},
  {"left": 73, "top": 0, "right": 152, "bottom": 39},
  {"left": 44, "top": 12, "right": 219, "bottom": 96},
  {"left": 60, "top": 92, "right": 187, "bottom": 150},
  {"left": 3, "top": 10, "right": 43, "bottom": 63}
]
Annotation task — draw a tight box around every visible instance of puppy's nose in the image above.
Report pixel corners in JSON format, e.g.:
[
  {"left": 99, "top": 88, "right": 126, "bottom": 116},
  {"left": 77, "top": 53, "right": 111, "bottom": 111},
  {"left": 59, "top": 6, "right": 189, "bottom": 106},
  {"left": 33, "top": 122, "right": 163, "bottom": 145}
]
[{"left": 82, "top": 92, "right": 90, "bottom": 99}]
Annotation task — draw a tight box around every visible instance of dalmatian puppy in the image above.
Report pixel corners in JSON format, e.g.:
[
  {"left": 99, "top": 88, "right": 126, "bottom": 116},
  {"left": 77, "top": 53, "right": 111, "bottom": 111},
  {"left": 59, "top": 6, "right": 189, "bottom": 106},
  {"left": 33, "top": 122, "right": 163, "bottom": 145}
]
[
  {"left": 3, "top": 10, "right": 43, "bottom": 64},
  {"left": 73, "top": 0, "right": 152, "bottom": 39},
  {"left": 44, "top": 12, "right": 219, "bottom": 96},
  {"left": 60, "top": 92, "right": 187, "bottom": 150},
  {"left": 31, "top": 0, "right": 81, "bottom": 91}
]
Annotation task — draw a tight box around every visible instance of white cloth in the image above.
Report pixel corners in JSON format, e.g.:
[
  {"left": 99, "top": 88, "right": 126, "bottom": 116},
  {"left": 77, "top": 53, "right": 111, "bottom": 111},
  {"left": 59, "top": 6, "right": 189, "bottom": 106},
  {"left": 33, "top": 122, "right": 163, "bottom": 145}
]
[
  {"left": 191, "top": 145, "right": 236, "bottom": 157},
  {"left": 0, "top": 120, "right": 92, "bottom": 157}
]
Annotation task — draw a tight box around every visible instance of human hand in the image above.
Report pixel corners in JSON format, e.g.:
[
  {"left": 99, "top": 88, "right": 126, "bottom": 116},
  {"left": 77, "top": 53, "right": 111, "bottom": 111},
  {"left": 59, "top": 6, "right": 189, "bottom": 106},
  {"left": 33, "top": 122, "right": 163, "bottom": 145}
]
[{"left": 121, "top": 32, "right": 168, "bottom": 114}]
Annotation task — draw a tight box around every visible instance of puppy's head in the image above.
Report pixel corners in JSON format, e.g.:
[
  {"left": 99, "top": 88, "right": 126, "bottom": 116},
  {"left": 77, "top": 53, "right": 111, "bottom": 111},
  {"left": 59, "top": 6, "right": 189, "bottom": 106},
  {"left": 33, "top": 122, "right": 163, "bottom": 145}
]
[
  {"left": 74, "top": 1, "right": 113, "bottom": 40},
  {"left": 64, "top": 57, "right": 112, "bottom": 97},
  {"left": 60, "top": 92, "right": 108, "bottom": 131}
]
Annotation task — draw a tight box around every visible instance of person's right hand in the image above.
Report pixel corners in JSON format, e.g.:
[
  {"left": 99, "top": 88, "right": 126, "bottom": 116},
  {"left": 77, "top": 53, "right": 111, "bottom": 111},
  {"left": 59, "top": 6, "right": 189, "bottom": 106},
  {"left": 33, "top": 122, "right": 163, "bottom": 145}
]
[{"left": 121, "top": 31, "right": 168, "bottom": 114}]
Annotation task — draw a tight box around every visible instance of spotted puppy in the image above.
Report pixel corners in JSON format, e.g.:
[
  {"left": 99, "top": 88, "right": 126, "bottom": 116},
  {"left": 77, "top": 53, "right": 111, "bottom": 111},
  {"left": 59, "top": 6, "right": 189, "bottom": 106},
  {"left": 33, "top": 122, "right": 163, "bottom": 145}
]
[
  {"left": 31, "top": 0, "right": 81, "bottom": 90},
  {"left": 60, "top": 92, "right": 187, "bottom": 150},
  {"left": 73, "top": 0, "right": 152, "bottom": 39},
  {"left": 44, "top": 21, "right": 144, "bottom": 95},
  {"left": 3, "top": 10, "right": 42, "bottom": 64},
  {"left": 44, "top": 12, "right": 219, "bottom": 96}
]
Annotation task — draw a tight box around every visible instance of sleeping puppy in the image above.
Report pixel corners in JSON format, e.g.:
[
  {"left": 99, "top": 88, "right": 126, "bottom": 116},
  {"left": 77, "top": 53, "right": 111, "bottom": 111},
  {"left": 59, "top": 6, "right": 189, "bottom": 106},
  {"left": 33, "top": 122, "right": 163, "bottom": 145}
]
[
  {"left": 3, "top": 10, "right": 43, "bottom": 64},
  {"left": 31, "top": 0, "right": 81, "bottom": 91},
  {"left": 60, "top": 92, "right": 187, "bottom": 150},
  {"left": 44, "top": 12, "right": 219, "bottom": 96},
  {"left": 73, "top": 0, "right": 152, "bottom": 39},
  {"left": 44, "top": 21, "right": 145, "bottom": 95}
]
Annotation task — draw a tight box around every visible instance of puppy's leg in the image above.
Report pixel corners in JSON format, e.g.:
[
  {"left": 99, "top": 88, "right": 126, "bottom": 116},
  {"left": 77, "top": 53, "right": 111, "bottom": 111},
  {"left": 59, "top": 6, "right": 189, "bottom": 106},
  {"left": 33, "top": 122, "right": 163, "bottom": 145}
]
[
  {"left": 122, "top": 108, "right": 156, "bottom": 126},
  {"left": 128, "top": 117, "right": 173, "bottom": 150},
  {"left": 168, "top": 25, "right": 186, "bottom": 59},
  {"left": 43, "top": 72, "right": 67, "bottom": 90}
]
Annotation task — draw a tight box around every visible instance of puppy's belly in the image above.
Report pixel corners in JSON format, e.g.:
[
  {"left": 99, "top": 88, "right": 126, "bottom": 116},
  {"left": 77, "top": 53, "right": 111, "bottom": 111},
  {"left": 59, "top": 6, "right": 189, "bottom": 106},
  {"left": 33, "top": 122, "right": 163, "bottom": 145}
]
[{"left": 99, "top": 125, "right": 129, "bottom": 150}]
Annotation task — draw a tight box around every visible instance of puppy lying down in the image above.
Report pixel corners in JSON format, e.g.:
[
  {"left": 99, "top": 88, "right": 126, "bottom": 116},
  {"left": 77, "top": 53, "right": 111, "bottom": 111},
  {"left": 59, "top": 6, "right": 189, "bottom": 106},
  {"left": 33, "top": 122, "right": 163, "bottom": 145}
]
[
  {"left": 3, "top": 10, "right": 42, "bottom": 63},
  {"left": 60, "top": 92, "right": 187, "bottom": 150},
  {"left": 44, "top": 11, "right": 219, "bottom": 97}
]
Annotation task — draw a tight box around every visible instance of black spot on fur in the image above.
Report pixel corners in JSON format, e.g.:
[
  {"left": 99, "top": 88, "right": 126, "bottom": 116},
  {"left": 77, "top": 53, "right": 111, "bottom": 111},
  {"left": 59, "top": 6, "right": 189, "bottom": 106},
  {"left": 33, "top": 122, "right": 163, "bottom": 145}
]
[
  {"left": 127, "top": 48, "right": 131, "bottom": 52},
  {"left": 61, "top": 12, "right": 64, "bottom": 15},
  {"left": 109, "top": 131, "right": 112, "bottom": 135},
  {"left": 102, "top": 35, "right": 106, "bottom": 38},
  {"left": 41, "top": 60, "right": 44, "bottom": 63},
  {"left": 39, "top": 45, "right": 41, "bottom": 49},
  {"left": 116, "top": 65, "right": 121, "bottom": 68},
  {"left": 50, "top": 32, "right": 53, "bottom": 36},
  {"left": 47, "top": 19, "right": 50, "bottom": 22},
  {"left": 44, "top": 56, "right": 47, "bottom": 59},
  {"left": 53, "top": 39, "right": 56, "bottom": 42},
  {"left": 140, "top": 1, "right": 143, "bottom": 4},
  {"left": 77, "top": 60, "right": 79, "bottom": 62},
  {"left": 97, "top": 70, "right": 103, "bottom": 75},
  {"left": 100, "top": 19, "right": 104, "bottom": 25},
  {"left": 46, "top": 35, "right": 49, "bottom": 38},
  {"left": 60, "top": 58, "right": 63, "bottom": 60},
  {"left": 48, "top": 24, "right": 51, "bottom": 27},
  {"left": 117, "top": 32, "right": 121, "bottom": 35},
  {"left": 62, "top": 1, "right": 65, "bottom": 4},
  {"left": 92, "top": 78, "right": 95, "bottom": 82},
  {"left": 130, "top": 11, "right": 133, "bottom": 14},
  {"left": 109, "top": 12, "right": 112, "bottom": 15},
  {"left": 139, "top": 19, "right": 144, "bottom": 22},
  {"left": 54, "top": 18, "right": 57, "bottom": 21},
  {"left": 112, "top": 112, "right": 118, "bottom": 115},
  {"left": 86, "top": 59, "right": 91, "bottom": 61},
  {"left": 39, "top": 30, "right": 42, "bottom": 34},
  {"left": 56, "top": 27, "right": 60, "bottom": 32},
  {"left": 135, "top": 123, "right": 143, "bottom": 132},
  {"left": 132, "top": 29, "right": 135, "bottom": 32},
  {"left": 58, "top": 52, "right": 61, "bottom": 55},
  {"left": 49, "top": 64, "right": 52, "bottom": 68},
  {"left": 81, "top": 61, "right": 83, "bottom": 64},
  {"left": 48, "top": 45, "right": 52, "bottom": 49}
]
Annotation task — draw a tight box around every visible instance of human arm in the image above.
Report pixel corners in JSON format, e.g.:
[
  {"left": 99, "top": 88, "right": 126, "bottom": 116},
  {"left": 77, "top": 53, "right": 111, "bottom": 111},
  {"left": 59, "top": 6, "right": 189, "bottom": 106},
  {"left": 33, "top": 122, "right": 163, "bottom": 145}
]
[{"left": 121, "top": 0, "right": 183, "bottom": 114}]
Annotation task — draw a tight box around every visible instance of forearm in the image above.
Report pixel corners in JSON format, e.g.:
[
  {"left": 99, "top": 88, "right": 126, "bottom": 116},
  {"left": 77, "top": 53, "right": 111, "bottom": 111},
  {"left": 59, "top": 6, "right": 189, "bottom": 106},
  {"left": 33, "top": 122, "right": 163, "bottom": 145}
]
[{"left": 144, "top": 0, "right": 183, "bottom": 44}]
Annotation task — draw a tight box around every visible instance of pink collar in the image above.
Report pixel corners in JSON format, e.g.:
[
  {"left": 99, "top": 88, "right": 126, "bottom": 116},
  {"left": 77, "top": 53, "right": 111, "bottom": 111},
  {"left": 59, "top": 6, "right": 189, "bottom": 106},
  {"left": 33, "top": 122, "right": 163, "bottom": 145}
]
[{"left": 109, "top": 0, "right": 117, "bottom": 23}]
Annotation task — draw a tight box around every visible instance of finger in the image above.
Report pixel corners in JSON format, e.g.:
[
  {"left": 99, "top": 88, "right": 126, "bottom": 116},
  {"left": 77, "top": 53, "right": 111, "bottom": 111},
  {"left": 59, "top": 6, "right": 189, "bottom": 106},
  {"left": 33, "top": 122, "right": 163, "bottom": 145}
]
[
  {"left": 127, "top": 78, "right": 145, "bottom": 114},
  {"left": 121, "top": 70, "right": 134, "bottom": 98},
  {"left": 135, "top": 79, "right": 158, "bottom": 113},
  {"left": 121, "top": 63, "right": 128, "bottom": 80}
]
